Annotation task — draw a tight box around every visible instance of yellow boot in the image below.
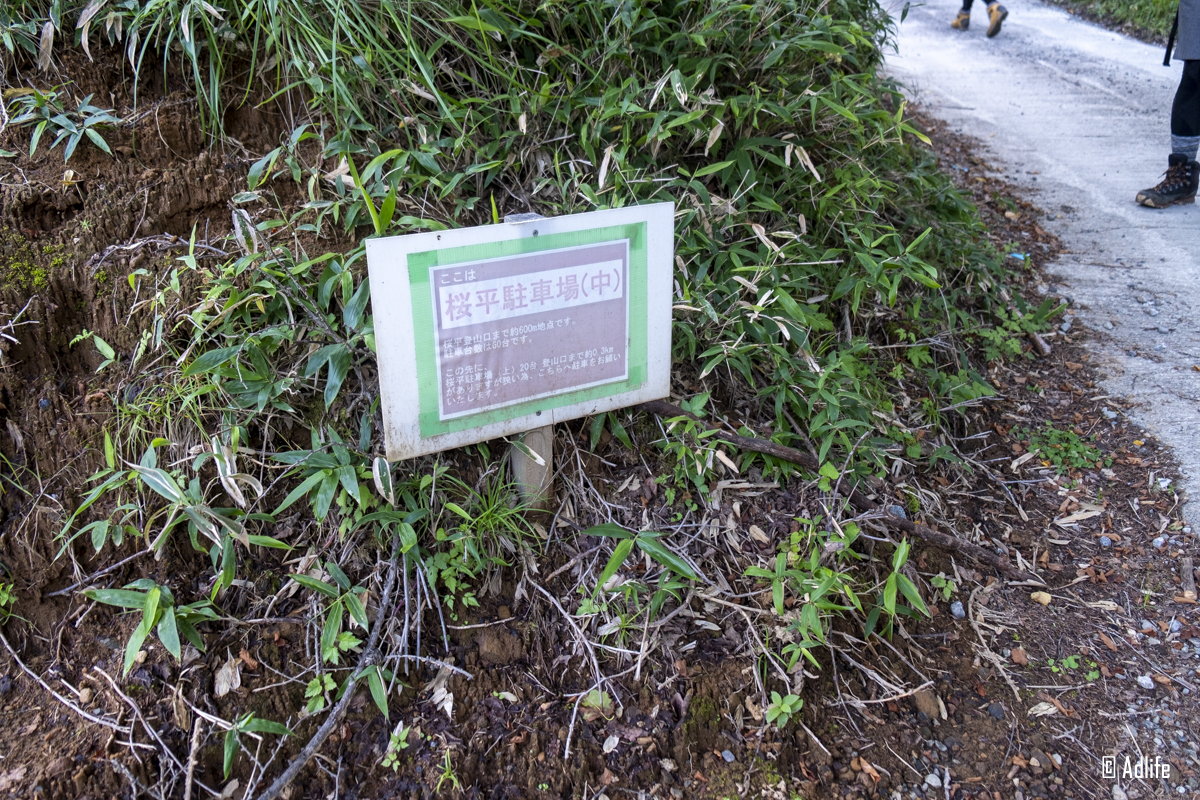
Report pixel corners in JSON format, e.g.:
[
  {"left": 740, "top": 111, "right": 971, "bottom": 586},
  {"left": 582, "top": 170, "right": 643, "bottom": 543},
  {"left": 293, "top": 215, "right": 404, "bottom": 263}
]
[
  {"left": 986, "top": 2, "right": 1008, "bottom": 37},
  {"left": 951, "top": 10, "right": 970, "bottom": 29}
]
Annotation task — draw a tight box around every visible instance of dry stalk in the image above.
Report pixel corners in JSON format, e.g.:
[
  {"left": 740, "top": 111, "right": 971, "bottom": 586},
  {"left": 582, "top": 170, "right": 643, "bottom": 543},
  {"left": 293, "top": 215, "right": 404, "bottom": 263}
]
[{"left": 254, "top": 532, "right": 405, "bottom": 800}]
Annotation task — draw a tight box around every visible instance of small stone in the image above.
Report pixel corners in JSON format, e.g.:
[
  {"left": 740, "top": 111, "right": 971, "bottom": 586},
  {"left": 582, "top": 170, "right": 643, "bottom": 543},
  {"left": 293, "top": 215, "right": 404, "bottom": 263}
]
[
  {"left": 1158, "top": 326, "right": 1171, "bottom": 335},
  {"left": 1137, "top": 675, "right": 1155, "bottom": 690},
  {"left": 497, "top": 605, "right": 511, "bottom": 620},
  {"left": 1030, "top": 591, "right": 1053, "bottom": 606},
  {"left": 913, "top": 689, "right": 941, "bottom": 719},
  {"left": 1011, "top": 647, "right": 1028, "bottom": 666},
  {"left": 1103, "top": 320, "right": 1114, "bottom": 330},
  {"left": 78, "top": 687, "right": 93, "bottom": 705},
  {"left": 1170, "top": 620, "right": 1183, "bottom": 633},
  {"left": 1146, "top": 307, "right": 1160, "bottom": 317},
  {"left": 38, "top": 398, "right": 50, "bottom": 410},
  {"left": 1153, "top": 536, "right": 1168, "bottom": 549},
  {"left": 888, "top": 505, "right": 908, "bottom": 520},
  {"left": 988, "top": 703, "right": 1005, "bottom": 720},
  {"left": 1059, "top": 321, "right": 1072, "bottom": 333},
  {"left": 925, "top": 773, "right": 942, "bottom": 788},
  {"left": 1100, "top": 536, "right": 1113, "bottom": 548},
  {"left": 950, "top": 601, "right": 965, "bottom": 619},
  {"left": 721, "top": 750, "right": 735, "bottom": 763},
  {"left": 1101, "top": 407, "right": 1118, "bottom": 420}
]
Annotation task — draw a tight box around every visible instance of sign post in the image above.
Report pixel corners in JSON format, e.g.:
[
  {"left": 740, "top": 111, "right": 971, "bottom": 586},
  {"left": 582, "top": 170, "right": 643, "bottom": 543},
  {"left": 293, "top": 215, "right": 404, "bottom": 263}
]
[{"left": 365, "top": 202, "right": 675, "bottom": 498}]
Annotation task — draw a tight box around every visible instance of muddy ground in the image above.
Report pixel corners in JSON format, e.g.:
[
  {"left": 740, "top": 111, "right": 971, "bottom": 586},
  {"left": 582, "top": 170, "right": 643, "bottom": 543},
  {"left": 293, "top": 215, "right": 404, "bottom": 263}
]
[{"left": 0, "top": 48, "right": 1197, "bottom": 800}]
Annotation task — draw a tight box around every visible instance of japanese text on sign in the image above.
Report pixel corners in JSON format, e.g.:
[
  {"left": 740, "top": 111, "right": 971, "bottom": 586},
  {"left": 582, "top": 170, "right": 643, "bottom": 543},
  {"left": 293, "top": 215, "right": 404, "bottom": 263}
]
[{"left": 431, "top": 241, "right": 629, "bottom": 421}]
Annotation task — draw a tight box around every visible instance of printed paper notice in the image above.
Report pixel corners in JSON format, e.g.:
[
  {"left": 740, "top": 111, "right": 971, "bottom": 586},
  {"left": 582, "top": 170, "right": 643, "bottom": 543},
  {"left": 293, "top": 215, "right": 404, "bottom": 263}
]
[{"left": 430, "top": 240, "right": 629, "bottom": 420}]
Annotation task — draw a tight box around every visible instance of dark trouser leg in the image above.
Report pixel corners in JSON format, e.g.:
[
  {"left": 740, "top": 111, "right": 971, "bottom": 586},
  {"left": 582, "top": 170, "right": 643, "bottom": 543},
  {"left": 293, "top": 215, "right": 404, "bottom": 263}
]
[
  {"left": 1171, "top": 60, "right": 1200, "bottom": 160},
  {"left": 960, "top": 0, "right": 973, "bottom": 11}
]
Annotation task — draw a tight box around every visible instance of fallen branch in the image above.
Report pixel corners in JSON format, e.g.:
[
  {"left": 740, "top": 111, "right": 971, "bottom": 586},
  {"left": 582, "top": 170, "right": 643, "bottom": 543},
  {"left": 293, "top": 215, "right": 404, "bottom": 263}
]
[
  {"left": 637, "top": 400, "right": 1036, "bottom": 581},
  {"left": 253, "top": 533, "right": 405, "bottom": 800}
]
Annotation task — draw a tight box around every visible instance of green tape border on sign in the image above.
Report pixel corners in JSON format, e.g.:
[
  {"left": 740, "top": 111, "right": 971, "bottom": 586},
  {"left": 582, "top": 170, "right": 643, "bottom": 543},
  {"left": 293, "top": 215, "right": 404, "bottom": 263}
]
[{"left": 407, "top": 222, "right": 647, "bottom": 438}]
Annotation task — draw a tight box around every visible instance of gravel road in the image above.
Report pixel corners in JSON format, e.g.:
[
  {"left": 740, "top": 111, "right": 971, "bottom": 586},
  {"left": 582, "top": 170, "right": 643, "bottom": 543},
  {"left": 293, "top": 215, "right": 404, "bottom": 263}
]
[{"left": 887, "top": 0, "right": 1200, "bottom": 527}]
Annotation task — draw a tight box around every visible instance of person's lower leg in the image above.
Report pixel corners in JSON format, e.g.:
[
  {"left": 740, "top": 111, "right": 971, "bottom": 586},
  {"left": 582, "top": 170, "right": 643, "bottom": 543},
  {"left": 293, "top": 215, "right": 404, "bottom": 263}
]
[{"left": 1171, "top": 62, "right": 1200, "bottom": 160}]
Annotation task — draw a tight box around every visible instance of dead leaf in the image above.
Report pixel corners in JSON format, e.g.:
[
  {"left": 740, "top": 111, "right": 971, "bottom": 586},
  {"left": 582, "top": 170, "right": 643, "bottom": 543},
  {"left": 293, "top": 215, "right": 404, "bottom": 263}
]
[
  {"left": 1085, "top": 601, "right": 1121, "bottom": 612},
  {"left": 1152, "top": 674, "right": 1172, "bottom": 686},
  {"left": 1027, "top": 702, "right": 1058, "bottom": 717},
  {"left": 748, "top": 524, "right": 769, "bottom": 544},
  {"left": 744, "top": 694, "right": 763, "bottom": 722},
  {"left": 425, "top": 661, "right": 455, "bottom": 719},
  {"left": 239, "top": 648, "right": 258, "bottom": 671},
  {"left": 1053, "top": 509, "right": 1102, "bottom": 527},
  {"left": 1098, "top": 632, "right": 1120, "bottom": 652},
  {"left": 0, "top": 767, "right": 27, "bottom": 791},
  {"left": 603, "top": 735, "right": 619, "bottom": 754},
  {"left": 214, "top": 652, "right": 241, "bottom": 698},
  {"left": 1011, "top": 647, "right": 1028, "bottom": 666},
  {"left": 1010, "top": 451, "right": 1037, "bottom": 472}
]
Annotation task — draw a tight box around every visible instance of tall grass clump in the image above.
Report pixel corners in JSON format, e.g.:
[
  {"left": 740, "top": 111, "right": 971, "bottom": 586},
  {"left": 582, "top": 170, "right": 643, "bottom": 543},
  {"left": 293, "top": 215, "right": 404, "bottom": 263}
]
[{"left": 2, "top": 0, "right": 1042, "bottom": 486}]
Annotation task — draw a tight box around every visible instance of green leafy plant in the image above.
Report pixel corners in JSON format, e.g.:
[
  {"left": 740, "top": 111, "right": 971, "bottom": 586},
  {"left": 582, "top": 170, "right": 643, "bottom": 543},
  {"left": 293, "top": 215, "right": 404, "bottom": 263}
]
[
  {"left": 585, "top": 523, "right": 702, "bottom": 596},
  {"left": 6, "top": 88, "right": 121, "bottom": 161},
  {"left": 224, "top": 713, "right": 293, "bottom": 779},
  {"left": 83, "top": 580, "right": 218, "bottom": 675},
  {"left": 765, "top": 691, "right": 803, "bottom": 728},
  {"left": 69, "top": 329, "right": 117, "bottom": 371},
  {"left": 381, "top": 720, "right": 417, "bottom": 772},
  {"left": 0, "top": 582, "right": 17, "bottom": 624},
  {"left": 974, "top": 297, "right": 1062, "bottom": 362},
  {"left": 930, "top": 573, "right": 956, "bottom": 601},
  {"left": 1016, "top": 422, "right": 1108, "bottom": 473},
  {"left": 436, "top": 750, "right": 462, "bottom": 794},
  {"left": 881, "top": 539, "right": 929, "bottom": 621},
  {"left": 290, "top": 562, "right": 368, "bottom": 666},
  {"left": 304, "top": 674, "right": 337, "bottom": 716}
]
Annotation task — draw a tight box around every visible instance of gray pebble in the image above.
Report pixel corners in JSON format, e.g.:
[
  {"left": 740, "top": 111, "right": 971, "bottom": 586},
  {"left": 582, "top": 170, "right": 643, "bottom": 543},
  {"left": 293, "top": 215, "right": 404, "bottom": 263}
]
[
  {"left": 1100, "top": 536, "right": 1113, "bottom": 548},
  {"left": 950, "top": 601, "right": 966, "bottom": 619},
  {"left": 988, "top": 703, "right": 1005, "bottom": 720},
  {"left": 1103, "top": 320, "right": 1115, "bottom": 330},
  {"left": 1153, "top": 536, "right": 1168, "bottom": 549},
  {"left": 1059, "top": 321, "right": 1072, "bottom": 333},
  {"left": 721, "top": 749, "right": 734, "bottom": 763},
  {"left": 925, "top": 773, "right": 942, "bottom": 788},
  {"left": 1171, "top": 620, "right": 1183, "bottom": 633},
  {"left": 888, "top": 505, "right": 908, "bottom": 520},
  {"left": 1137, "top": 675, "right": 1155, "bottom": 690}
]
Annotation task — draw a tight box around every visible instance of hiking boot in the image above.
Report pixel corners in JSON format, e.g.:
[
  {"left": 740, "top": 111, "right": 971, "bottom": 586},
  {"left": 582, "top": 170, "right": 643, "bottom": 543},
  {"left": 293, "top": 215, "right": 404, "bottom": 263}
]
[
  {"left": 951, "top": 10, "right": 971, "bottom": 29},
  {"left": 1136, "top": 154, "right": 1199, "bottom": 208},
  {"left": 986, "top": 2, "right": 1008, "bottom": 36}
]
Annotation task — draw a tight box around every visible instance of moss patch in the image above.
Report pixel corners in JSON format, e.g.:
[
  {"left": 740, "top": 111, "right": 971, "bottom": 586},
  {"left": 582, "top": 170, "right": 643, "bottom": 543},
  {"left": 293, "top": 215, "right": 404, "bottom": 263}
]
[{"left": 0, "top": 229, "right": 67, "bottom": 294}]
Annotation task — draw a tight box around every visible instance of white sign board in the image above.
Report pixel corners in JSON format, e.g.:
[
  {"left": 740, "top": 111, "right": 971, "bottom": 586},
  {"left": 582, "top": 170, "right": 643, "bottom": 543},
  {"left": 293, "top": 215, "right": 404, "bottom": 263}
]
[{"left": 366, "top": 202, "right": 675, "bottom": 461}]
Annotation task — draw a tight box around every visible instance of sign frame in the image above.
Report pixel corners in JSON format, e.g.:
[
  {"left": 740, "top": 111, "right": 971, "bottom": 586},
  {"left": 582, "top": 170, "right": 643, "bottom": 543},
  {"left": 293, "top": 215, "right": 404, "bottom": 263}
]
[{"left": 366, "top": 202, "right": 675, "bottom": 461}]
